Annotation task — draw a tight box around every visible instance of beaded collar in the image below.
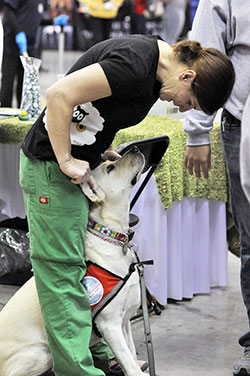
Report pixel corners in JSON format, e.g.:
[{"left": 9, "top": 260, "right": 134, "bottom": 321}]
[{"left": 87, "top": 219, "right": 134, "bottom": 243}]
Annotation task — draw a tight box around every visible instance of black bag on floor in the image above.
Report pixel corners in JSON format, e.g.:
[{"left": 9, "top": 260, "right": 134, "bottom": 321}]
[{"left": 0, "top": 217, "right": 32, "bottom": 286}]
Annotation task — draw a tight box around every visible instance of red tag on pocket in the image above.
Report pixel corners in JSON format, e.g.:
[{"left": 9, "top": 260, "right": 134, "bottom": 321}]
[{"left": 39, "top": 196, "right": 48, "bottom": 204}]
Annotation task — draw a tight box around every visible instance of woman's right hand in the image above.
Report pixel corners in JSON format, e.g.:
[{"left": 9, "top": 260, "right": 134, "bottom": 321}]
[
  {"left": 59, "top": 157, "right": 91, "bottom": 185},
  {"left": 59, "top": 156, "right": 105, "bottom": 203}
]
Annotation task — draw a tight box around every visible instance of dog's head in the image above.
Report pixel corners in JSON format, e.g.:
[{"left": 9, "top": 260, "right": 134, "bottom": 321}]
[{"left": 81, "top": 147, "right": 145, "bottom": 204}]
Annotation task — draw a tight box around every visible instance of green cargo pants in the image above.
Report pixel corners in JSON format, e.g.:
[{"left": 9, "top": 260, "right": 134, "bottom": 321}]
[{"left": 19, "top": 151, "right": 112, "bottom": 376}]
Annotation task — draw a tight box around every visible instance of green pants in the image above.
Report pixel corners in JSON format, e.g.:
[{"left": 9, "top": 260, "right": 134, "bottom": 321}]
[{"left": 19, "top": 151, "right": 112, "bottom": 376}]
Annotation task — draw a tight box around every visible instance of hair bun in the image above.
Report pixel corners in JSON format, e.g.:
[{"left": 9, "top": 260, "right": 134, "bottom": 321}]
[{"left": 174, "top": 40, "right": 203, "bottom": 62}]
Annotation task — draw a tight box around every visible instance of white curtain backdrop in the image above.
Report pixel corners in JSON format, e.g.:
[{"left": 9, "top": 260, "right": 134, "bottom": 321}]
[
  {"left": 0, "top": 144, "right": 25, "bottom": 221},
  {"left": 131, "top": 174, "right": 228, "bottom": 305}
]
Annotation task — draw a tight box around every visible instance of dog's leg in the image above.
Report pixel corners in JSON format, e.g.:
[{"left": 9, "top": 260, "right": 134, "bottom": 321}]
[
  {"left": 123, "top": 319, "right": 137, "bottom": 361},
  {"left": 97, "top": 321, "right": 144, "bottom": 376},
  {"left": 2, "top": 347, "right": 52, "bottom": 376},
  {"left": 106, "top": 330, "right": 144, "bottom": 376}
]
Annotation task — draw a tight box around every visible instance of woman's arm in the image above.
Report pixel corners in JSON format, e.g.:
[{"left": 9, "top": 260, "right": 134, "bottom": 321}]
[{"left": 46, "top": 63, "right": 112, "bottom": 185}]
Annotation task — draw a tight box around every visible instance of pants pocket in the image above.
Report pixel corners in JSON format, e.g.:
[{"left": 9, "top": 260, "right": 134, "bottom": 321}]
[{"left": 29, "top": 205, "right": 87, "bottom": 264}]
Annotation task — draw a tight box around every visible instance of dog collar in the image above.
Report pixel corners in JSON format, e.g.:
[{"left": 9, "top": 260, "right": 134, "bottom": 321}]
[{"left": 87, "top": 219, "right": 134, "bottom": 244}]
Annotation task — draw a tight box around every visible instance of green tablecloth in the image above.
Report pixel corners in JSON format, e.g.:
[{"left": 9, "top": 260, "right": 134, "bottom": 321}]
[
  {"left": 113, "top": 115, "right": 228, "bottom": 210},
  {"left": 0, "top": 114, "right": 227, "bottom": 210},
  {"left": 0, "top": 116, "right": 33, "bottom": 144}
]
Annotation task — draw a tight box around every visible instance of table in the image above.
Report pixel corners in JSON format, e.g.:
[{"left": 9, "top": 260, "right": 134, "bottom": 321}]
[
  {"left": 113, "top": 115, "right": 228, "bottom": 305},
  {"left": 0, "top": 115, "right": 33, "bottom": 221},
  {"left": 0, "top": 114, "right": 229, "bottom": 305}
]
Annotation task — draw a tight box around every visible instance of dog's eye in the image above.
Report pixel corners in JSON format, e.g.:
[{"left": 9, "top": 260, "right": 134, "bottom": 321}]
[{"left": 106, "top": 164, "right": 115, "bottom": 173}]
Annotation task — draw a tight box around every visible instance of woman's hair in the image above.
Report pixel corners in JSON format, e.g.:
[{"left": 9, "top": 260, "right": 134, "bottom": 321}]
[{"left": 172, "top": 40, "right": 235, "bottom": 115}]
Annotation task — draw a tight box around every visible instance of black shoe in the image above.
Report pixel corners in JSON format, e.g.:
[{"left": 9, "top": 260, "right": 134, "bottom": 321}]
[
  {"left": 106, "top": 358, "right": 149, "bottom": 375},
  {"left": 107, "top": 358, "right": 124, "bottom": 375}
]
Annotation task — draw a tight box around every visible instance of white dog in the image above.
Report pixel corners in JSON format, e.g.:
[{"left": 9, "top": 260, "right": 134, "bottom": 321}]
[{"left": 0, "top": 147, "right": 147, "bottom": 376}]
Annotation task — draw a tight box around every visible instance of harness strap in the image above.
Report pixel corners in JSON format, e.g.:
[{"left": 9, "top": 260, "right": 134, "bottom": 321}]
[
  {"left": 84, "top": 258, "right": 153, "bottom": 337},
  {"left": 92, "top": 273, "right": 131, "bottom": 321},
  {"left": 92, "top": 272, "right": 135, "bottom": 337}
]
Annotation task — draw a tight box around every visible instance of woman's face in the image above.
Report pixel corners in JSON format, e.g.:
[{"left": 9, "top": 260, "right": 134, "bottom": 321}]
[
  {"left": 159, "top": 70, "right": 201, "bottom": 112},
  {"left": 171, "top": 88, "right": 201, "bottom": 112},
  {"left": 160, "top": 86, "right": 201, "bottom": 112}
]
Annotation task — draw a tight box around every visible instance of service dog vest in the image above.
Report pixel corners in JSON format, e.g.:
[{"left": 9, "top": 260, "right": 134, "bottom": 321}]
[{"left": 82, "top": 261, "right": 136, "bottom": 332}]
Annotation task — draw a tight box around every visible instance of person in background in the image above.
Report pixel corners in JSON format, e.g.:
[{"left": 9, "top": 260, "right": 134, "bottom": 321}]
[
  {"left": 20, "top": 34, "right": 234, "bottom": 376},
  {"left": 130, "top": 0, "right": 146, "bottom": 35},
  {"left": 161, "top": 0, "right": 188, "bottom": 45},
  {"left": 33, "top": 0, "right": 50, "bottom": 69},
  {"left": 0, "top": 0, "right": 68, "bottom": 108},
  {"left": 0, "top": 0, "right": 45, "bottom": 108},
  {"left": 182, "top": 1, "right": 250, "bottom": 375},
  {"left": 189, "top": 0, "right": 199, "bottom": 23},
  {"left": 78, "top": 0, "right": 123, "bottom": 45},
  {"left": 240, "top": 92, "right": 250, "bottom": 205}
]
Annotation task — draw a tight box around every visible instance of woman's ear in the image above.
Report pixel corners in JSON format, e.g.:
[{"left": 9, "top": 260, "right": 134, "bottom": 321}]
[{"left": 178, "top": 70, "right": 196, "bottom": 82}]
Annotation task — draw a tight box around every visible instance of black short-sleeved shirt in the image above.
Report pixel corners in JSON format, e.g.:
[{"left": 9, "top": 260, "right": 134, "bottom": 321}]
[{"left": 22, "top": 35, "right": 162, "bottom": 169}]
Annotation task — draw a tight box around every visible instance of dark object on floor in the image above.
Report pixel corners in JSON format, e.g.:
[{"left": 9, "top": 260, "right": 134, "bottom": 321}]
[
  {"left": 0, "top": 217, "right": 28, "bottom": 231},
  {"left": 0, "top": 217, "right": 32, "bottom": 286},
  {"left": 0, "top": 270, "right": 33, "bottom": 286},
  {"left": 38, "top": 370, "right": 55, "bottom": 376}
]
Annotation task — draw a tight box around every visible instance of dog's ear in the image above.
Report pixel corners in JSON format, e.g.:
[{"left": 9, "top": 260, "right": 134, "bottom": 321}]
[{"left": 80, "top": 176, "right": 105, "bottom": 203}]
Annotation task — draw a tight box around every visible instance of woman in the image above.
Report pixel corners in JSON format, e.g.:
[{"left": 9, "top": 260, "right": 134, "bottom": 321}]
[{"left": 20, "top": 35, "right": 235, "bottom": 376}]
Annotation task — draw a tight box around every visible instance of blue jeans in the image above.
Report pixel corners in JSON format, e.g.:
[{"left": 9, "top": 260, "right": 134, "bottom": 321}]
[{"left": 221, "top": 113, "right": 250, "bottom": 347}]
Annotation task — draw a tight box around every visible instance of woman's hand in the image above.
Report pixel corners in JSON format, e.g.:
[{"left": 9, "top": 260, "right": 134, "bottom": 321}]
[
  {"left": 101, "top": 145, "right": 121, "bottom": 161},
  {"left": 184, "top": 145, "right": 211, "bottom": 179},
  {"left": 59, "top": 157, "right": 91, "bottom": 185},
  {"left": 60, "top": 157, "right": 105, "bottom": 202}
]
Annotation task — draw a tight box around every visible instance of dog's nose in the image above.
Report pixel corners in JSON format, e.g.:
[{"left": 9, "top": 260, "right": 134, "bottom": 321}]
[{"left": 131, "top": 146, "right": 139, "bottom": 153}]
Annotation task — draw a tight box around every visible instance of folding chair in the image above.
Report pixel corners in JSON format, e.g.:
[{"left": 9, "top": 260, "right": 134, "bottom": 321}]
[
  {"left": 116, "top": 135, "right": 170, "bottom": 230},
  {"left": 115, "top": 135, "right": 170, "bottom": 376},
  {"left": 115, "top": 135, "right": 170, "bottom": 311}
]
